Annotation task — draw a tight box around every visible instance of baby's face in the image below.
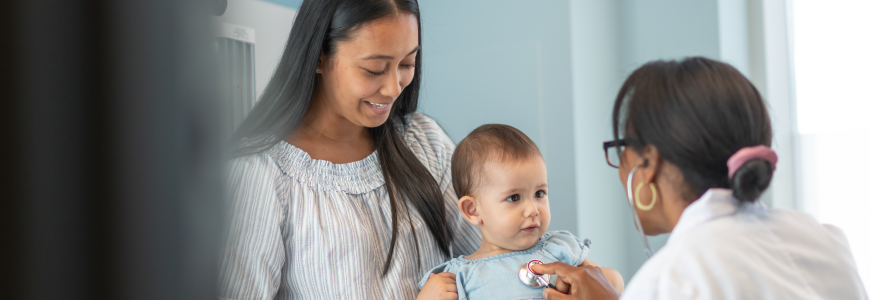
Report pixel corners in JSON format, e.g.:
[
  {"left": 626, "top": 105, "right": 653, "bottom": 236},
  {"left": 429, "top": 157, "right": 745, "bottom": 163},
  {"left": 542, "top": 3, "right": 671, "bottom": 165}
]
[{"left": 476, "top": 156, "right": 550, "bottom": 251}]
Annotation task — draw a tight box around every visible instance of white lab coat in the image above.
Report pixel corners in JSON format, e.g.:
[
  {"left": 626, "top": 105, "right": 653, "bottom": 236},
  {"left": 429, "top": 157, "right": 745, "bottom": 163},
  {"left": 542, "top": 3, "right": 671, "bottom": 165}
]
[{"left": 621, "top": 188, "right": 868, "bottom": 300}]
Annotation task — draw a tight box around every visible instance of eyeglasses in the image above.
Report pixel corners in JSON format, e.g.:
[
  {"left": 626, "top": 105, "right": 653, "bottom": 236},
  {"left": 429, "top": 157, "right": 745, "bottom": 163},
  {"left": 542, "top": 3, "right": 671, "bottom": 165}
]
[{"left": 603, "top": 139, "right": 627, "bottom": 168}]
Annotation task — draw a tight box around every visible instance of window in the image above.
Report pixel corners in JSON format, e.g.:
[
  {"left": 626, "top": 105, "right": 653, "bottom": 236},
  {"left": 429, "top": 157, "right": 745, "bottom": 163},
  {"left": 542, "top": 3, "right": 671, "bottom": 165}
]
[{"left": 793, "top": 0, "right": 870, "bottom": 287}]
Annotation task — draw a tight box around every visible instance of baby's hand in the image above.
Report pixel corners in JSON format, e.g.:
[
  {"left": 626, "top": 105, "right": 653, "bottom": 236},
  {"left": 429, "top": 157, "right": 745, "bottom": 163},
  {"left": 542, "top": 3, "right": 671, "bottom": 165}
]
[{"left": 416, "top": 272, "right": 458, "bottom": 300}]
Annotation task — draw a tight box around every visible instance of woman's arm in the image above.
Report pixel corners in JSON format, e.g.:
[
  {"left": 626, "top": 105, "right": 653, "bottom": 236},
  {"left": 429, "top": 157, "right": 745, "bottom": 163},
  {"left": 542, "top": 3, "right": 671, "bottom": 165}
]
[
  {"left": 218, "top": 154, "right": 286, "bottom": 299},
  {"left": 582, "top": 259, "right": 624, "bottom": 294},
  {"left": 601, "top": 267, "right": 625, "bottom": 294}
]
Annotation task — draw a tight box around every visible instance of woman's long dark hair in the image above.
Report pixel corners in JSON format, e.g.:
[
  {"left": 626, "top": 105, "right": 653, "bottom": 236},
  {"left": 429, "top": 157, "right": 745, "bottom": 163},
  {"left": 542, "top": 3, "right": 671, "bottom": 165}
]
[
  {"left": 228, "top": 0, "right": 453, "bottom": 276},
  {"left": 612, "top": 57, "right": 774, "bottom": 203}
]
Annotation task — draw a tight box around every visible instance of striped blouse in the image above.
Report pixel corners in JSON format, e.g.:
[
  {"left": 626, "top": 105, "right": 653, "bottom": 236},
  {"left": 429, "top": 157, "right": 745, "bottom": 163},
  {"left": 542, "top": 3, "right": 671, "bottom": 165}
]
[{"left": 219, "top": 113, "right": 482, "bottom": 300}]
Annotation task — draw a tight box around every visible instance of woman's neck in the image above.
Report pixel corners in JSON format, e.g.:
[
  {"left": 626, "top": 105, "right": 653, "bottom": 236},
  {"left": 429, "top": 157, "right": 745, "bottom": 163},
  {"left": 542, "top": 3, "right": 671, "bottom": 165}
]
[
  {"left": 657, "top": 176, "right": 693, "bottom": 233},
  {"left": 285, "top": 97, "right": 375, "bottom": 164},
  {"left": 302, "top": 94, "right": 369, "bottom": 141}
]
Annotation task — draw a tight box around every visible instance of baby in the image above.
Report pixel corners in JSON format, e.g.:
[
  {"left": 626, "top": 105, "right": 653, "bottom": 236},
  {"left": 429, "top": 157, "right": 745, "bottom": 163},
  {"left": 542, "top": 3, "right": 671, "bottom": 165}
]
[{"left": 418, "top": 124, "right": 622, "bottom": 300}]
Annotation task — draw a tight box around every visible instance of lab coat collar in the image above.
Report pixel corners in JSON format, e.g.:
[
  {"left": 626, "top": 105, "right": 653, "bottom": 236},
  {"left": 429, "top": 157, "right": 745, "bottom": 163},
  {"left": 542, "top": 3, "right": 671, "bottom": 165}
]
[{"left": 669, "top": 188, "right": 767, "bottom": 241}]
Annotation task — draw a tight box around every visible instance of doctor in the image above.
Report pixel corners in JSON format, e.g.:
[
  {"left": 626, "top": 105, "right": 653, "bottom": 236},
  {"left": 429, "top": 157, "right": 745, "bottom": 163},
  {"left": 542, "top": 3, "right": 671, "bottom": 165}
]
[{"left": 533, "top": 57, "right": 868, "bottom": 300}]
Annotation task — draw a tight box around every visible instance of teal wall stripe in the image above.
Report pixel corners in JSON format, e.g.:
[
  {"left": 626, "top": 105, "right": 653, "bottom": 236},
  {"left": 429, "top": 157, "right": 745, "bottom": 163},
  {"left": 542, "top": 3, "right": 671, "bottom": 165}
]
[{"left": 260, "top": 0, "right": 302, "bottom": 9}]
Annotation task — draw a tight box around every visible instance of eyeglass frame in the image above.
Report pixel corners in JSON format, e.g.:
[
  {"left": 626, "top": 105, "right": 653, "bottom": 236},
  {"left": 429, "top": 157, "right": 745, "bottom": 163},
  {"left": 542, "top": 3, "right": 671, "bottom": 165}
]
[{"left": 603, "top": 139, "right": 627, "bottom": 168}]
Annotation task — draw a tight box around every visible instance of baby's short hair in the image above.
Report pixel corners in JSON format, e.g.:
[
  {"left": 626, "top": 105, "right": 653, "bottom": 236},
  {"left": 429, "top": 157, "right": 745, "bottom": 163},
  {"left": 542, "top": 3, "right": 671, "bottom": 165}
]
[{"left": 451, "top": 124, "right": 542, "bottom": 197}]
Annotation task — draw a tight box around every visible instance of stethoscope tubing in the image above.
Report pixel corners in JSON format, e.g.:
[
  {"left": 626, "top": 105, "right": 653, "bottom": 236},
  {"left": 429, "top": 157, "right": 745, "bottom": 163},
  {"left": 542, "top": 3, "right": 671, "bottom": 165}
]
[{"left": 627, "top": 166, "right": 655, "bottom": 258}]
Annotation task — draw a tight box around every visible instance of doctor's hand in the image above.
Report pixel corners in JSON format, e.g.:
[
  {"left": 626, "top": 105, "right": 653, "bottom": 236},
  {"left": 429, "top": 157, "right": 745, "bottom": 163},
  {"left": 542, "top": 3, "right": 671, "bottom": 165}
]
[
  {"left": 416, "top": 272, "right": 458, "bottom": 300},
  {"left": 531, "top": 260, "right": 620, "bottom": 300}
]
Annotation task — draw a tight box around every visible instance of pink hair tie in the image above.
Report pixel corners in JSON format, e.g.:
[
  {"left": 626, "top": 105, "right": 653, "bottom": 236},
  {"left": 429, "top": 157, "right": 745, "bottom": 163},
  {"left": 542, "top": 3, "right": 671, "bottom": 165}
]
[{"left": 727, "top": 145, "right": 778, "bottom": 179}]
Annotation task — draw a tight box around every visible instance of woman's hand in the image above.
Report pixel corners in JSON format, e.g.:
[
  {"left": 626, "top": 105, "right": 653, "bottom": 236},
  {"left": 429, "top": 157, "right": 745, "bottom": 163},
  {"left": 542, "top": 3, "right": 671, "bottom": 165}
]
[
  {"left": 416, "top": 272, "right": 459, "bottom": 300},
  {"left": 531, "top": 260, "right": 620, "bottom": 300}
]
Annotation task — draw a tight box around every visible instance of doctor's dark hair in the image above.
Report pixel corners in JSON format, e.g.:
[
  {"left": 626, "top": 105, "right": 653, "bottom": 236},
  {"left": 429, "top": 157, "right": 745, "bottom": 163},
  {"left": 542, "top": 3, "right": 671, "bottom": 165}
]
[
  {"left": 612, "top": 57, "right": 773, "bottom": 203},
  {"left": 228, "top": 0, "right": 453, "bottom": 276},
  {"left": 452, "top": 124, "right": 542, "bottom": 197}
]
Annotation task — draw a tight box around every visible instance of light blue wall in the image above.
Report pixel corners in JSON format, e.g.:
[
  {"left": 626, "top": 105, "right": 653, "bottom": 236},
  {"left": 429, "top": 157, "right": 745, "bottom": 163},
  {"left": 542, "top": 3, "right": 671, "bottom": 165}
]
[
  {"left": 569, "top": 0, "right": 632, "bottom": 278},
  {"left": 417, "top": 0, "right": 579, "bottom": 235},
  {"left": 421, "top": 0, "right": 749, "bottom": 281},
  {"left": 618, "top": 0, "right": 721, "bottom": 71}
]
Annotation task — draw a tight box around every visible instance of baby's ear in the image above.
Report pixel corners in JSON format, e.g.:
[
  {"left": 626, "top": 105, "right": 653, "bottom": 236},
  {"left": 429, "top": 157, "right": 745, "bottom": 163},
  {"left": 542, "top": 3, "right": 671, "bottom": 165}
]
[{"left": 458, "top": 195, "right": 480, "bottom": 224}]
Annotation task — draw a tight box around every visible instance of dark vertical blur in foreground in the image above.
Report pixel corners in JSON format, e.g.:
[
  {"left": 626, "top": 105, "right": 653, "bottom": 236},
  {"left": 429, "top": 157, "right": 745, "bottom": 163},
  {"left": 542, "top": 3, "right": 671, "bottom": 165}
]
[{"left": 0, "top": 0, "right": 223, "bottom": 299}]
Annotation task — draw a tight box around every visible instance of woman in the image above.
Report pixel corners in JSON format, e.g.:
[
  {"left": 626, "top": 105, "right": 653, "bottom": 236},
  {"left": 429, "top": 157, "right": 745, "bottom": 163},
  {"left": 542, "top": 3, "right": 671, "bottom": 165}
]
[
  {"left": 219, "top": 0, "right": 480, "bottom": 299},
  {"left": 533, "top": 57, "right": 867, "bottom": 300}
]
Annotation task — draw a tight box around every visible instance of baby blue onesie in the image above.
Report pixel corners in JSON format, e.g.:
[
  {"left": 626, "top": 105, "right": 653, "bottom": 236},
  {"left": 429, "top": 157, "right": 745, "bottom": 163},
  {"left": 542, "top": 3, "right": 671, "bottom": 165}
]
[{"left": 418, "top": 231, "right": 591, "bottom": 300}]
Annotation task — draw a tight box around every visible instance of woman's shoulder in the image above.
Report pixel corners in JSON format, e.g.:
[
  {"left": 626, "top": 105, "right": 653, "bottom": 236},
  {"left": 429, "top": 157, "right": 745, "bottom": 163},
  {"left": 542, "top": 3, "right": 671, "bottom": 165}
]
[
  {"left": 677, "top": 206, "right": 838, "bottom": 253},
  {"left": 402, "top": 112, "right": 454, "bottom": 150},
  {"left": 403, "top": 112, "right": 443, "bottom": 132},
  {"left": 541, "top": 231, "right": 592, "bottom": 266},
  {"left": 227, "top": 150, "right": 281, "bottom": 179},
  {"left": 400, "top": 113, "right": 455, "bottom": 181},
  {"left": 630, "top": 209, "right": 866, "bottom": 299},
  {"left": 225, "top": 150, "right": 289, "bottom": 197}
]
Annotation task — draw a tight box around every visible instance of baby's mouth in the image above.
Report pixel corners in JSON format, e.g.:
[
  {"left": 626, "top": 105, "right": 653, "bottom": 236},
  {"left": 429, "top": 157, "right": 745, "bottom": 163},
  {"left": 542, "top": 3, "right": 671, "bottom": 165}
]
[{"left": 521, "top": 225, "right": 540, "bottom": 232}]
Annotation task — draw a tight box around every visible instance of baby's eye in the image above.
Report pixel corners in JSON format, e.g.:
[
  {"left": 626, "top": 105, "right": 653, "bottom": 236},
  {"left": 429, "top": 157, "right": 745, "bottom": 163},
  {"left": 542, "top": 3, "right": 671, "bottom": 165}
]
[
  {"left": 506, "top": 194, "right": 520, "bottom": 202},
  {"left": 535, "top": 190, "right": 547, "bottom": 198}
]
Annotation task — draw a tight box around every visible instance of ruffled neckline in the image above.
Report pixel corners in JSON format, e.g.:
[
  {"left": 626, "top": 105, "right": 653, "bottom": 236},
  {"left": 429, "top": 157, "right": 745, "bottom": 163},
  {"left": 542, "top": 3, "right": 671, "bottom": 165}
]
[
  {"left": 452, "top": 232, "right": 556, "bottom": 264},
  {"left": 268, "top": 141, "right": 384, "bottom": 194}
]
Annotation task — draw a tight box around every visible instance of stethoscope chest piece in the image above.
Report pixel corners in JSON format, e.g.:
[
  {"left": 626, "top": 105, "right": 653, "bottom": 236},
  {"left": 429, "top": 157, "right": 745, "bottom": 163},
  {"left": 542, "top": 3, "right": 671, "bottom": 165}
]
[{"left": 518, "top": 259, "right": 555, "bottom": 289}]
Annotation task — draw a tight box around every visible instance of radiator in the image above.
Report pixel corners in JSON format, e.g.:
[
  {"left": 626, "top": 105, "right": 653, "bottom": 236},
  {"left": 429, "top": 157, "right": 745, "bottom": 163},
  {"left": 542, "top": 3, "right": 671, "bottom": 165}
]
[{"left": 216, "top": 23, "right": 256, "bottom": 135}]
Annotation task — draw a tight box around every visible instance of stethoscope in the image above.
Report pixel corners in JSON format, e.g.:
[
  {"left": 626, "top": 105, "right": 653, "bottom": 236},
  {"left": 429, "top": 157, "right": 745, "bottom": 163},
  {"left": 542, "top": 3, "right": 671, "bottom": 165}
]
[
  {"left": 517, "top": 166, "right": 654, "bottom": 289},
  {"left": 517, "top": 259, "right": 556, "bottom": 289}
]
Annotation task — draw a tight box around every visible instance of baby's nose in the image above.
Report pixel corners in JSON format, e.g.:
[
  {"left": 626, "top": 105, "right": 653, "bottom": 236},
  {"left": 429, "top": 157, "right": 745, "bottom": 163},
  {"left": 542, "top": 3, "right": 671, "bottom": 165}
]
[{"left": 524, "top": 201, "right": 540, "bottom": 217}]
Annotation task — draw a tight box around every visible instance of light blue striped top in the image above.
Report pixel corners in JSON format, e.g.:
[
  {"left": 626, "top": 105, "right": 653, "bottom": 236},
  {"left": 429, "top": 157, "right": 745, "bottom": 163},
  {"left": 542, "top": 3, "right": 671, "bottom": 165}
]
[{"left": 219, "top": 113, "right": 482, "bottom": 300}]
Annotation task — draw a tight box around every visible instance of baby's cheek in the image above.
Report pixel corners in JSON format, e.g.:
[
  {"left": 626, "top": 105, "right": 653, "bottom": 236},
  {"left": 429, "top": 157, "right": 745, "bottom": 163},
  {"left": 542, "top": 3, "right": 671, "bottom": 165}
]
[{"left": 540, "top": 209, "right": 552, "bottom": 230}]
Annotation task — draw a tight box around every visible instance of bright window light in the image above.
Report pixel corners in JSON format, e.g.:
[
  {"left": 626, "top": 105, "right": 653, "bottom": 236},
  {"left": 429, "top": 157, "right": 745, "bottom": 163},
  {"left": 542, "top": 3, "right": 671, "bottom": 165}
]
[{"left": 793, "top": 0, "right": 870, "bottom": 288}]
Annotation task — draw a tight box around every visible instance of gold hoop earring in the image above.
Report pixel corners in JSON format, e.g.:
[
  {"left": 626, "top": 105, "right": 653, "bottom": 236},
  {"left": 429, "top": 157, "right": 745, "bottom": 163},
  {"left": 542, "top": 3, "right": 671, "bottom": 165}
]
[{"left": 635, "top": 182, "right": 657, "bottom": 211}]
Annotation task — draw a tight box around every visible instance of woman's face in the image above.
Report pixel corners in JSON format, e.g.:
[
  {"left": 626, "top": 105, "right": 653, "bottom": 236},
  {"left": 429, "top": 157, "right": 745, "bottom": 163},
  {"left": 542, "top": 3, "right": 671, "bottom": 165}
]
[{"left": 315, "top": 13, "right": 419, "bottom": 128}]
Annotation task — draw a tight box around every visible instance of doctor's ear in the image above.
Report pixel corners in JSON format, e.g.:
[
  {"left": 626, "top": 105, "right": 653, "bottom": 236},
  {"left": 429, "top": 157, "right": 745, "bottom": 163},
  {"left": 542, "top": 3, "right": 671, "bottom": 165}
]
[
  {"left": 640, "top": 145, "right": 662, "bottom": 181},
  {"left": 458, "top": 196, "right": 481, "bottom": 225}
]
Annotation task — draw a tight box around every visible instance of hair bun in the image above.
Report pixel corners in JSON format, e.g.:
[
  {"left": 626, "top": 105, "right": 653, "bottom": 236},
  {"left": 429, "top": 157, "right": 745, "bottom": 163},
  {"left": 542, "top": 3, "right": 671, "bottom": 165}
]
[{"left": 729, "top": 159, "right": 774, "bottom": 202}]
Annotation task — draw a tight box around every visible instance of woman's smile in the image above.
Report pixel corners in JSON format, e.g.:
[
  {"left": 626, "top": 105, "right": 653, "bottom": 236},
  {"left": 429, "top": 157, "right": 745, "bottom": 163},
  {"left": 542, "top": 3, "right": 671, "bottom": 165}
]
[{"left": 364, "top": 100, "right": 393, "bottom": 115}]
